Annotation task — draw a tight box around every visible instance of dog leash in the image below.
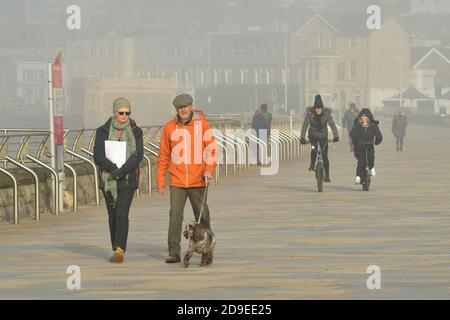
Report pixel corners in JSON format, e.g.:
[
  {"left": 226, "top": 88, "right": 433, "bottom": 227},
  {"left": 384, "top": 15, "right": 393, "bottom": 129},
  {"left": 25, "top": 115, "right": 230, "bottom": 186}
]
[{"left": 196, "top": 176, "right": 209, "bottom": 224}]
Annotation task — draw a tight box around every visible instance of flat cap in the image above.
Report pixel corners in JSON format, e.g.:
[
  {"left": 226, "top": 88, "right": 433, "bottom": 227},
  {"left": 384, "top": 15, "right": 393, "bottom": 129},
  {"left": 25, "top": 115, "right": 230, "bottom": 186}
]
[{"left": 172, "top": 94, "right": 193, "bottom": 108}]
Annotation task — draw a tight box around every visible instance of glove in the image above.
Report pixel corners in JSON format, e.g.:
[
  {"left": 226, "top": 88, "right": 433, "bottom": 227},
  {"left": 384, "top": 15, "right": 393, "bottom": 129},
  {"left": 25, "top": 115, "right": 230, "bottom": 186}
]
[
  {"left": 333, "top": 136, "right": 339, "bottom": 143},
  {"left": 110, "top": 166, "right": 124, "bottom": 180},
  {"left": 300, "top": 138, "right": 308, "bottom": 145}
]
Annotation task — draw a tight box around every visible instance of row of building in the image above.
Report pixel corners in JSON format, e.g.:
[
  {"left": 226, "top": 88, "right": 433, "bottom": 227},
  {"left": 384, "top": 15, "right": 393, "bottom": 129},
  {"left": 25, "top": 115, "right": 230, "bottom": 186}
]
[{"left": 1, "top": 4, "right": 450, "bottom": 127}]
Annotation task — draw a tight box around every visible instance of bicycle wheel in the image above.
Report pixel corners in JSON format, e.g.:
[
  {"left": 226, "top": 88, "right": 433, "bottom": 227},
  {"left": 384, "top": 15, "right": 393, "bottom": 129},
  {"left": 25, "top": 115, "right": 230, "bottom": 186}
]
[
  {"left": 316, "top": 162, "right": 324, "bottom": 192},
  {"left": 363, "top": 168, "right": 370, "bottom": 191}
]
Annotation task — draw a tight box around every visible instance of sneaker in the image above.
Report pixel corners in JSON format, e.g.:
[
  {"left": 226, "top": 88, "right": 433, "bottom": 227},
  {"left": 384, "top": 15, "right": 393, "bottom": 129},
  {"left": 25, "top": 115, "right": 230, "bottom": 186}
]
[
  {"left": 355, "top": 176, "right": 361, "bottom": 184},
  {"left": 370, "top": 168, "right": 376, "bottom": 176},
  {"left": 165, "top": 255, "right": 181, "bottom": 263},
  {"left": 324, "top": 176, "right": 331, "bottom": 183}
]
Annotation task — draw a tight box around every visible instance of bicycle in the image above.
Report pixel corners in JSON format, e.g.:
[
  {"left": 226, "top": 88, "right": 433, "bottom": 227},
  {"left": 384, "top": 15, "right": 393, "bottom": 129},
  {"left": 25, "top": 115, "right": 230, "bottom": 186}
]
[{"left": 311, "top": 142, "right": 327, "bottom": 193}]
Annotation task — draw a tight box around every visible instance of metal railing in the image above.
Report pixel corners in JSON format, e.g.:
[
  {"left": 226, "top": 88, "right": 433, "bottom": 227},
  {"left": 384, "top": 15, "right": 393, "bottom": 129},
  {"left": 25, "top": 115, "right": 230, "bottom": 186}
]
[{"left": 0, "top": 120, "right": 307, "bottom": 225}]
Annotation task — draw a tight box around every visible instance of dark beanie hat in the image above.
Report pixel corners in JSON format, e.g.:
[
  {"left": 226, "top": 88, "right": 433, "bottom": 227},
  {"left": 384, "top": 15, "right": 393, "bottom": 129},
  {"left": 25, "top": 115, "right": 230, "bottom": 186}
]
[{"left": 314, "top": 95, "right": 324, "bottom": 109}]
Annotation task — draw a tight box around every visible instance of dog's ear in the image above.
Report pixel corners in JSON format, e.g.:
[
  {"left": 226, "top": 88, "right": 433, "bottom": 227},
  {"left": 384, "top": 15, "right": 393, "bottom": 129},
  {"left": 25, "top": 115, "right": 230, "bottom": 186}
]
[{"left": 193, "top": 224, "right": 205, "bottom": 242}]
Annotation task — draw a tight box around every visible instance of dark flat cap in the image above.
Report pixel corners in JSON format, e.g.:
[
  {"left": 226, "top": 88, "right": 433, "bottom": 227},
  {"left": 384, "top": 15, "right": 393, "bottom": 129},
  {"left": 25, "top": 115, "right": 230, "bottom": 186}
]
[{"left": 173, "top": 94, "right": 193, "bottom": 108}]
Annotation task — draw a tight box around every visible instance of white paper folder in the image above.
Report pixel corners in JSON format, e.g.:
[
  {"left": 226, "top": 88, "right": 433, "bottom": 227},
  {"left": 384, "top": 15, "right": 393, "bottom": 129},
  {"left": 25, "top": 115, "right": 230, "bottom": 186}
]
[{"left": 105, "top": 140, "right": 127, "bottom": 168}]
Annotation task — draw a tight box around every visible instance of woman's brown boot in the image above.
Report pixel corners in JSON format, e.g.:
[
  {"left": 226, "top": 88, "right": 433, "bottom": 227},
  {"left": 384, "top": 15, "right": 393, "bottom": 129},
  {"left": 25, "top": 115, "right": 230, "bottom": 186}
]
[{"left": 109, "top": 247, "right": 125, "bottom": 263}]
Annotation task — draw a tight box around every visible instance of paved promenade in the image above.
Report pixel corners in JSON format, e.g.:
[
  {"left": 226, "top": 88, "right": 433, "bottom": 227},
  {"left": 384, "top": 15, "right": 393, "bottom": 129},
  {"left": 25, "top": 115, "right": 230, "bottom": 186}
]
[{"left": 1, "top": 123, "right": 449, "bottom": 299}]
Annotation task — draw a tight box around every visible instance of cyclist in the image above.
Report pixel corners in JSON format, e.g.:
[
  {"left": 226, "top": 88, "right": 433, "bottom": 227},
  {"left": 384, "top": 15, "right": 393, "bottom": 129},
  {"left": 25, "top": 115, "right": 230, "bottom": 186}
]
[
  {"left": 349, "top": 108, "right": 383, "bottom": 185},
  {"left": 300, "top": 95, "right": 339, "bottom": 183}
]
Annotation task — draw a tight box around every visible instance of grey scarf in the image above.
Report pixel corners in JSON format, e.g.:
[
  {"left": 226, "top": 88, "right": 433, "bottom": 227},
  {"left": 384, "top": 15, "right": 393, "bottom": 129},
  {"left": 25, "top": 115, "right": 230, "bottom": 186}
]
[{"left": 102, "top": 117, "right": 136, "bottom": 204}]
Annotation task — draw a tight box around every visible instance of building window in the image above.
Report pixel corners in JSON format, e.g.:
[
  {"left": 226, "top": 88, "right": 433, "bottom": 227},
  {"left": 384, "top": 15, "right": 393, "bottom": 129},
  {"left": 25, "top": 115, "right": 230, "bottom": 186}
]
[
  {"left": 232, "top": 44, "right": 239, "bottom": 56},
  {"left": 316, "top": 33, "right": 325, "bottom": 49},
  {"left": 200, "top": 46, "right": 207, "bottom": 57},
  {"left": 185, "top": 48, "right": 191, "bottom": 58},
  {"left": 348, "top": 38, "right": 357, "bottom": 48},
  {"left": 240, "top": 69, "right": 248, "bottom": 84},
  {"left": 185, "top": 70, "right": 192, "bottom": 82},
  {"left": 255, "top": 69, "right": 263, "bottom": 84},
  {"left": 223, "top": 45, "right": 230, "bottom": 57},
  {"left": 271, "top": 88, "right": 278, "bottom": 102},
  {"left": 323, "top": 61, "right": 333, "bottom": 82},
  {"left": 214, "top": 46, "right": 224, "bottom": 57},
  {"left": 200, "top": 70, "right": 206, "bottom": 86},
  {"left": 337, "top": 62, "right": 345, "bottom": 81},
  {"left": 353, "top": 90, "right": 361, "bottom": 106},
  {"left": 273, "top": 45, "right": 279, "bottom": 56},
  {"left": 254, "top": 44, "right": 261, "bottom": 56},
  {"left": 224, "top": 69, "right": 232, "bottom": 84},
  {"left": 322, "top": 93, "right": 332, "bottom": 105},
  {"left": 306, "top": 60, "right": 319, "bottom": 82},
  {"left": 213, "top": 70, "right": 219, "bottom": 86},
  {"left": 349, "top": 60, "right": 356, "bottom": 80},
  {"left": 161, "top": 48, "right": 168, "bottom": 59},
  {"left": 241, "top": 45, "right": 247, "bottom": 57},
  {"left": 330, "top": 36, "right": 337, "bottom": 49},
  {"left": 266, "top": 69, "right": 274, "bottom": 84}
]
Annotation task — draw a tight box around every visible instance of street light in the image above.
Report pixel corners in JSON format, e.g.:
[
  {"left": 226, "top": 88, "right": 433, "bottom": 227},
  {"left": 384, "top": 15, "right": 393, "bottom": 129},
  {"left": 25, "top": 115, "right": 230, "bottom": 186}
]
[
  {"left": 281, "top": 0, "right": 293, "bottom": 114},
  {"left": 399, "top": 12, "right": 413, "bottom": 108},
  {"left": 389, "top": 55, "right": 403, "bottom": 108}
]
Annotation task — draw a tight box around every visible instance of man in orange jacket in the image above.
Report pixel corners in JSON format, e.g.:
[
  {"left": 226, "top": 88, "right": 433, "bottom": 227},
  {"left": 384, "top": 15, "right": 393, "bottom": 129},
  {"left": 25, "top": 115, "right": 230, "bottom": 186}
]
[{"left": 157, "top": 93, "right": 217, "bottom": 263}]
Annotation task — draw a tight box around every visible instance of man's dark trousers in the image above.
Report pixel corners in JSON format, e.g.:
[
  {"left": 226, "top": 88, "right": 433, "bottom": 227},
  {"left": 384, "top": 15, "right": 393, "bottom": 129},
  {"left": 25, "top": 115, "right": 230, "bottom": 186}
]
[{"left": 168, "top": 187, "right": 212, "bottom": 257}]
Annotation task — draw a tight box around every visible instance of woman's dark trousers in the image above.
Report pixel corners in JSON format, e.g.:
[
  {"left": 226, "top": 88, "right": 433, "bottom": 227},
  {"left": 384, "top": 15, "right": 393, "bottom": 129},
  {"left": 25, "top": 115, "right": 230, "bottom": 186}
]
[
  {"left": 102, "top": 188, "right": 135, "bottom": 252},
  {"left": 355, "top": 144, "right": 375, "bottom": 179}
]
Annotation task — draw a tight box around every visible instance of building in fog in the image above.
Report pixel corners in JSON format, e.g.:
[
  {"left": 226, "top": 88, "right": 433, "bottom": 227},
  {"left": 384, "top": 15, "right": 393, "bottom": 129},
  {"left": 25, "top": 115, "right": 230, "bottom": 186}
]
[
  {"left": 71, "top": 77, "right": 177, "bottom": 128},
  {"left": 303, "top": 0, "right": 337, "bottom": 12},
  {"left": 410, "top": 46, "right": 450, "bottom": 114},
  {"left": 67, "top": 36, "right": 135, "bottom": 80},
  {"left": 68, "top": 27, "right": 300, "bottom": 116},
  {"left": 292, "top": 14, "right": 412, "bottom": 116},
  {"left": 410, "top": 0, "right": 450, "bottom": 15},
  {"left": 292, "top": 14, "right": 370, "bottom": 116},
  {"left": 367, "top": 18, "right": 411, "bottom": 109},
  {"left": 197, "top": 29, "right": 299, "bottom": 114}
]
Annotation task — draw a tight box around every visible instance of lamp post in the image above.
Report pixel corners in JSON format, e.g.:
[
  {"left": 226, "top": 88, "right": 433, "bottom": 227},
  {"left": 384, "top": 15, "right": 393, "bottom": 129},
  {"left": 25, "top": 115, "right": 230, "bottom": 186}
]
[{"left": 399, "top": 12, "right": 413, "bottom": 108}]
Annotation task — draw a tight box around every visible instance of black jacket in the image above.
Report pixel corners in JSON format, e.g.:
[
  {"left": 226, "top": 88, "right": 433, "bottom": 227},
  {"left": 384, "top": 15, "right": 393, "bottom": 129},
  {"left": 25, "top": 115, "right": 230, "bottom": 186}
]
[
  {"left": 392, "top": 114, "right": 408, "bottom": 138},
  {"left": 301, "top": 107, "right": 338, "bottom": 139},
  {"left": 252, "top": 111, "right": 272, "bottom": 138},
  {"left": 93, "top": 118, "right": 144, "bottom": 190},
  {"left": 349, "top": 108, "right": 383, "bottom": 146}
]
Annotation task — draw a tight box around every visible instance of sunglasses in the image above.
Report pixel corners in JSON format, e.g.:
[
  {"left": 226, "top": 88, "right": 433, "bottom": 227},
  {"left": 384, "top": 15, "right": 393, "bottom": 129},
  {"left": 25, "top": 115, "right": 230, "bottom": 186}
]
[{"left": 117, "top": 111, "right": 131, "bottom": 116}]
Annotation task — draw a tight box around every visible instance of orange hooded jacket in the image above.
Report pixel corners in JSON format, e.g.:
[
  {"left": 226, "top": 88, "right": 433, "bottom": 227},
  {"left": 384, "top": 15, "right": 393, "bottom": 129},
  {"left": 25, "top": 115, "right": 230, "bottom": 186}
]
[{"left": 157, "top": 109, "right": 217, "bottom": 189}]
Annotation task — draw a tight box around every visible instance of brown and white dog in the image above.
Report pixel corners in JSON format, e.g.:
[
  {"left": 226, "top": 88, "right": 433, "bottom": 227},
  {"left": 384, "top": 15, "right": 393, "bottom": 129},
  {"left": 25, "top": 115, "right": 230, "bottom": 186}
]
[{"left": 183, "top": 222, "right": 216, "bottom": 268}]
